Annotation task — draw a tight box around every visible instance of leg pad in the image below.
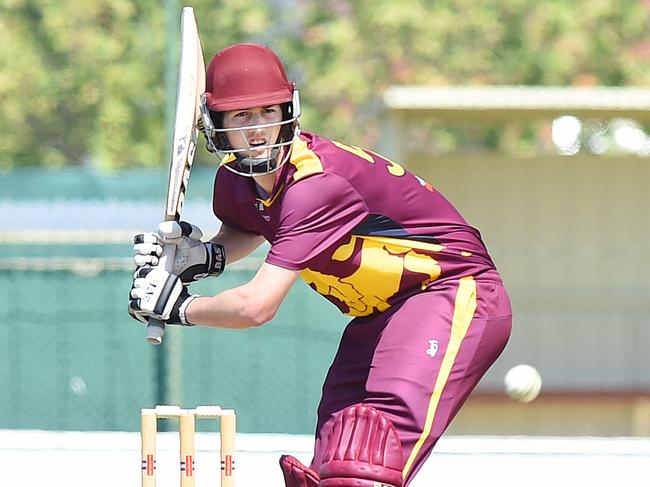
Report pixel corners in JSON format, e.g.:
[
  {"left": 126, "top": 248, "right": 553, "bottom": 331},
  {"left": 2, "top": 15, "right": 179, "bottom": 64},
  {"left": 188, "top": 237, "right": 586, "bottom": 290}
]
[
  {"left": 319, "top": 404, "right": 403, "bottom": 487},
  {"left": 280, "top": 454, "right": 320, "bottom": 487}
]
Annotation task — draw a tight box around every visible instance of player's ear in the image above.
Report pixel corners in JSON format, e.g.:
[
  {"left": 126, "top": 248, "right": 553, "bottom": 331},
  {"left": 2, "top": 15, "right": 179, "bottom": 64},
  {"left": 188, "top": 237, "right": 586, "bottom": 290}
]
[
  {"left": 208, "top": 110, "right": 231, "bottom": 151},
  {"left": 210, "top": 109, "right": 224, "bottom": 128}
]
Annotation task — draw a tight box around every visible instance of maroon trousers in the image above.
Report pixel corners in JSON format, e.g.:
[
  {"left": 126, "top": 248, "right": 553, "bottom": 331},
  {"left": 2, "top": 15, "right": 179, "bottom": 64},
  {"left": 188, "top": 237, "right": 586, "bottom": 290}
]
[{"left": 311, "top": 272, "right": 512, "bottom": 485}]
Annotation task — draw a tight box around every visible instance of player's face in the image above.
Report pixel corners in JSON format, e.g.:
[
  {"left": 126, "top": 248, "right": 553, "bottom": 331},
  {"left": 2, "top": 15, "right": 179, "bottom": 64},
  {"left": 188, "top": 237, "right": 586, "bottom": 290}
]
[{"left": 222, "top": 105, "right": 283, "bottom": 158}]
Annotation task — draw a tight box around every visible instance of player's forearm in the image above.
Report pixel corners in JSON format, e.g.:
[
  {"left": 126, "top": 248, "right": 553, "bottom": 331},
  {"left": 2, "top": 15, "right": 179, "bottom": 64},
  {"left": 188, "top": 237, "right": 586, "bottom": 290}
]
[{"left": 185, "top": 286, "right": 275, "bottom": 329}]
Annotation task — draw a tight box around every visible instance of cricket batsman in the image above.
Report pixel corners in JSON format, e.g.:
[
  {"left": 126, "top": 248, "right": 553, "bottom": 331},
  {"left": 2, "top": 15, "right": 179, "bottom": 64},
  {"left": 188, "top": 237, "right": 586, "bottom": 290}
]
[{"left": 129, "top": 43, "right": 512, "bottom": 486}]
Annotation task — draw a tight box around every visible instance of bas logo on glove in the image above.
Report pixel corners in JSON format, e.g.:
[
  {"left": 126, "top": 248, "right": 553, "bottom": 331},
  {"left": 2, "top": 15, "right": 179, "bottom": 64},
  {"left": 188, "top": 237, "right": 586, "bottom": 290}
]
[{"left": 142, "top": 270, "right": 172, "bottom": 315}]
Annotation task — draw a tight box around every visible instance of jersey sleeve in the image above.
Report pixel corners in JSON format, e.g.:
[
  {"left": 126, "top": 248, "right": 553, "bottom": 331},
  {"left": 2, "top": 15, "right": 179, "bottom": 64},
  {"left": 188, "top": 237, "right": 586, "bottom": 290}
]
[{"left": 266, "top": 172, "right": 368, "bottom": 270}]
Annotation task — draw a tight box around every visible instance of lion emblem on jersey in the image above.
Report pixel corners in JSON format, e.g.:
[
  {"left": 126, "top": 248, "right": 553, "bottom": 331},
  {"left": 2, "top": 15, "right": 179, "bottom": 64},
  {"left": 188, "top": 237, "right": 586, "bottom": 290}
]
[{"left": 301, "top": 235, "right": 442, "bottom": 316}]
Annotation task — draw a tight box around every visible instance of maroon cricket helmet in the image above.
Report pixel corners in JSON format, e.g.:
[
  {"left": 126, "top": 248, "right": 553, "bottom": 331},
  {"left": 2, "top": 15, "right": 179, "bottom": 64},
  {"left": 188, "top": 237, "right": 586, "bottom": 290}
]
[{"left": 204, "top": 43, "right": 295, "bottom": 112}]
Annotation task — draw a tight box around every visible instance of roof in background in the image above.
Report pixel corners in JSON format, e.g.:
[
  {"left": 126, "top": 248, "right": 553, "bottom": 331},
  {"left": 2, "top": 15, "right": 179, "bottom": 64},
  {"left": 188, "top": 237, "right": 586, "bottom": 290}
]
[{"left": 383, "top": 86, "right": 650, "bottom": 121}]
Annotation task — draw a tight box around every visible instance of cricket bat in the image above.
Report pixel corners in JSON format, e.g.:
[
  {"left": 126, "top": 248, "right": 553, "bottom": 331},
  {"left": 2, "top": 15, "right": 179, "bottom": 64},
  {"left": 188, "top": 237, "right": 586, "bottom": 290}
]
[{"left": 146, "top": 7, "right": 205, "bottom": 345}]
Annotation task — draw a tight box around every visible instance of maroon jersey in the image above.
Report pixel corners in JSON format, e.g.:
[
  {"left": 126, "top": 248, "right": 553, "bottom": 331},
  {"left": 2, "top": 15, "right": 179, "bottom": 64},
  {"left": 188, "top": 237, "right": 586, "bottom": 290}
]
[{"left": 213, "top": 131, "right": 496, "bottom": 317}]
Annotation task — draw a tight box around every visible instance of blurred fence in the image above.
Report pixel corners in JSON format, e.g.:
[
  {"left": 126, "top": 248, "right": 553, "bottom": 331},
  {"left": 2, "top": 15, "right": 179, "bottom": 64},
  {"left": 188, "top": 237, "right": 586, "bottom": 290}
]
[
  {"left": 0, "top": 245, "right": 347, "bottom": 433},
  {"left": 0, "top": 167, "right": 345, "bottom": 433}
]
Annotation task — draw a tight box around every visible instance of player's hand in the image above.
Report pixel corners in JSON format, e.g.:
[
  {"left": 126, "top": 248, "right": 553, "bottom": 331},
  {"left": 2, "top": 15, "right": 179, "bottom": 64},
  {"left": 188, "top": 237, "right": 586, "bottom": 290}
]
[
  {"left": 133, "top": 221, "right": 225, "bottom": 284},
  {"left": 128, "top": 267, "right": 197, "bottom": 326}
]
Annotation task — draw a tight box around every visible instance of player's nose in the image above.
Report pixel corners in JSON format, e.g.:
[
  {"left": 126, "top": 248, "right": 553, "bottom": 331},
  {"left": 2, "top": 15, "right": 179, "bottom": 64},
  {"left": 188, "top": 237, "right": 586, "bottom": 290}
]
[{"left": 246, "top": 117, "right": 267, "bottom": 136}]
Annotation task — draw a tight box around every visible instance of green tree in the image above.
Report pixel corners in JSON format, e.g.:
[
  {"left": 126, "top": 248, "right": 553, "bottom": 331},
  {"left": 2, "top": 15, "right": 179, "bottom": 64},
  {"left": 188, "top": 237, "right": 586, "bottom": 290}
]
[
  {"left": 2, "top": 0, "right": 649, "bottom": 169},
  {"left": 0, "top": 1, "right": 168, "bottom": 169}
]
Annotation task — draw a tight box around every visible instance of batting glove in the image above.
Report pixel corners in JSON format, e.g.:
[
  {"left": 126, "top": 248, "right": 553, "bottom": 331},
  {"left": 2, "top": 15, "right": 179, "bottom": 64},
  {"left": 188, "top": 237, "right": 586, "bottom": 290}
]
[
  {"left": 133, "top": 221, "right": 225, "bottom": 284},
  {"left": 128, "top": 267, "right": 198, "bottom": 326}
]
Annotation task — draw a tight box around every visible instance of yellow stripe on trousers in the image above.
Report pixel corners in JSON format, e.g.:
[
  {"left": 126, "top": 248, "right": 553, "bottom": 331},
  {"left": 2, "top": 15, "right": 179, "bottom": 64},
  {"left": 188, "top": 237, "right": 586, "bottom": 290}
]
[{"left": 402, "top": 276, "right": 477, "bottom": 479}]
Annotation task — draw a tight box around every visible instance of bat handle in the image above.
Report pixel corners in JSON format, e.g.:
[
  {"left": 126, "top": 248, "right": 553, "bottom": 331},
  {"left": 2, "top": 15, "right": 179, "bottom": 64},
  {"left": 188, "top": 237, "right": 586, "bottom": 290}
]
[{"left": 147, "top": 319, "right": 165, "bottom": 345}]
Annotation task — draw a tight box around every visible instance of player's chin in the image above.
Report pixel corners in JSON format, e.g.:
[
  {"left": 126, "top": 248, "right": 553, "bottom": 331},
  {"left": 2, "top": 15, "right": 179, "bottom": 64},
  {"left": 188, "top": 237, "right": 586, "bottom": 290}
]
[{"left": 245, "top": 149, "right": 271, "bottom": 159}]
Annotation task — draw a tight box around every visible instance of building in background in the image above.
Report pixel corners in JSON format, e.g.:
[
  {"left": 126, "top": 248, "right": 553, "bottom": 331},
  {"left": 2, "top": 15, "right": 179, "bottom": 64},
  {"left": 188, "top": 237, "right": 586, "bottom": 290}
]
[{"left": 379, "top": 85, "right": 650, "bottom": 436}]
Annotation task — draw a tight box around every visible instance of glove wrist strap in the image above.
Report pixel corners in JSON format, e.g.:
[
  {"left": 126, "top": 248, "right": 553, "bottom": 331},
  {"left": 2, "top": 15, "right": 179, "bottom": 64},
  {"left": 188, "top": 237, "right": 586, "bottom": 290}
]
[
  {"left": 207, "top": 243, "right": 226, "bottom": 276},
  {"left": 178, "top": 295, "right": 199, "bottom": 326}
]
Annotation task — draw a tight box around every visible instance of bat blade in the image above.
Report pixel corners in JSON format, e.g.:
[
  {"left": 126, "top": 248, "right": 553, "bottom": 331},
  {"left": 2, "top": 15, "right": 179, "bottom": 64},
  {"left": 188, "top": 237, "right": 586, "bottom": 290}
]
[
  {"left": 165, "top": 6, "right": 205, "bottom": 221},
  {"left": 147, "top": 7, "right": 205, "bottom": 345}
]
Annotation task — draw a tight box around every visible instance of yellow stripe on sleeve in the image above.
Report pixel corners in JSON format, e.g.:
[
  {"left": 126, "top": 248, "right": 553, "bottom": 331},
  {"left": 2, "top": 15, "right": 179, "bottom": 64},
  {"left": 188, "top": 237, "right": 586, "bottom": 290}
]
[
  {"left": 402, "top": 276, "right": 477, "bottom": 479},
  {"left": 290, "top": 137, "right": 324, "bottom": 181}
]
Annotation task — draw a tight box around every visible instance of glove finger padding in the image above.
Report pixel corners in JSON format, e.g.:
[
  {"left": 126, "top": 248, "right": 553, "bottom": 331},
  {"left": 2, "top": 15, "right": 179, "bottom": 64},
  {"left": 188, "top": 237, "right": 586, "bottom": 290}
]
[
  {"left": 319, "top": 405, "right": 404, "bottom": 487},
  {"left": 133, "top": 233, "right": 163, "bottom": 266},
  {"left": 179, "top": 221, "right": 203, "bottom": 240},
  {"left": 157, "top": 220, "right": 203, "bottom": 243},
  {"left": 127, "top": 303, "right": 148, "bottom": 324},
  {"left": 279, "top": 455, "right": 320, "bottom": 487},
  {"left": 134, "top": 233, "right": 159, "bottom": 245},
  {"left": 134, "top": 253, "right": 159, "bottom": 267},
  {"left": 128, "top": 268, "right": 153, "bottom": 324}
]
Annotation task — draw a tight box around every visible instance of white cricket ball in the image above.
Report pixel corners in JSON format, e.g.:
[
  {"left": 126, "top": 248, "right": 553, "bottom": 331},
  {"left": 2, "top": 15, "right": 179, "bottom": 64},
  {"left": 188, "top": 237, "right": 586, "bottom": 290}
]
[{"left": 504, "top": 364, "right": 542, "bottom": 403}]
